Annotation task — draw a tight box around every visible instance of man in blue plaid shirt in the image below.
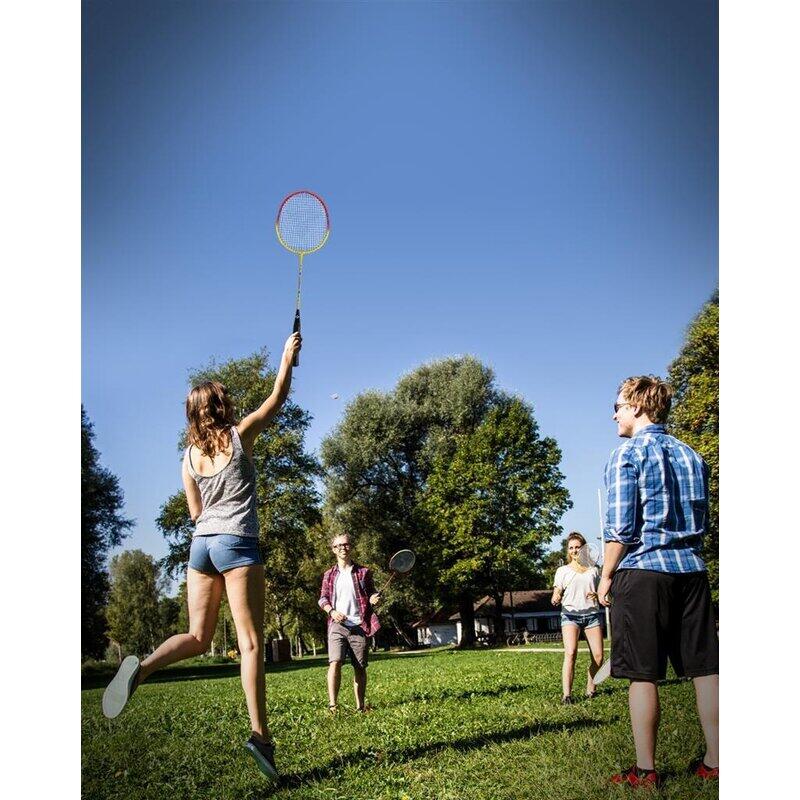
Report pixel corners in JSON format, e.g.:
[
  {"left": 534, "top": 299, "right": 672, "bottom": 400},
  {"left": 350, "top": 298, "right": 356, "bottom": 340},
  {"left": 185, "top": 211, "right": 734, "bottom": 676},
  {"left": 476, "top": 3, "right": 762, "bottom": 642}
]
[{"left": 598, "top": 376, "right": 718, "bottom": 788}]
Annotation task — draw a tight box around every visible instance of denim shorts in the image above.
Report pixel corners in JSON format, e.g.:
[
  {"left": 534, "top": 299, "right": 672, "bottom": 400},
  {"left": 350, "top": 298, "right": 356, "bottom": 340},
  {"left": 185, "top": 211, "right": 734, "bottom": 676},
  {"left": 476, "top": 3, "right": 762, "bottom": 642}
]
[
  {"left": 560, "top": 610, "right": 604, "bottom": 630},
  {"left": 188, "top": 534, "right": 263, "bottom": 574}
]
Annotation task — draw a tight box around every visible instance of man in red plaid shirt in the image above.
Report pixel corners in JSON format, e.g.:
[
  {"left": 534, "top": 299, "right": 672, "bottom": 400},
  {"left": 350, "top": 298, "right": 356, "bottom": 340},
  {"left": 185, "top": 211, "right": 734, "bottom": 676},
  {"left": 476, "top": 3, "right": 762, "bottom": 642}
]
[{"left": 318, "top": 533, "right": 382, "bottom": 712}]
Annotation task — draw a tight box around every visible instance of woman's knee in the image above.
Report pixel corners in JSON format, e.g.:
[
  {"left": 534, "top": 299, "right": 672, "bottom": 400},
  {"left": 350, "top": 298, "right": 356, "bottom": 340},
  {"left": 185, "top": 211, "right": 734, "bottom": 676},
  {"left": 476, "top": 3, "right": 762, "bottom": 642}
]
[
  {"left": 237, "top": 632, "right": 262, "bottom": 655},
  {"left": 189, "top": 631, "right": 213, "bottom": 654}
]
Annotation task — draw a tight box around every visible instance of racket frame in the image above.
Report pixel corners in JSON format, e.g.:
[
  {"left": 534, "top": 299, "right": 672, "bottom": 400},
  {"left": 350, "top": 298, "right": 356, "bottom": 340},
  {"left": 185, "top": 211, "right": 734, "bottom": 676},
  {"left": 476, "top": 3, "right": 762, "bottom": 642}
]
[{"left": 274, "top": 189, "right": 331, "bottom": 368}]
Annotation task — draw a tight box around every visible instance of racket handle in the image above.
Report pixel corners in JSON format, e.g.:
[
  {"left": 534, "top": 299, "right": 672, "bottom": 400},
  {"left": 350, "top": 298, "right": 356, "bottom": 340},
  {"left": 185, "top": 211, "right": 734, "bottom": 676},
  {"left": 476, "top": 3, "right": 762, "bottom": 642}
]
[
  {"left": 292, "top": 311, "right": 300, "bottom": 367},
  {"left": 376, "top": 572, "right": 397, "bottom": 596}
]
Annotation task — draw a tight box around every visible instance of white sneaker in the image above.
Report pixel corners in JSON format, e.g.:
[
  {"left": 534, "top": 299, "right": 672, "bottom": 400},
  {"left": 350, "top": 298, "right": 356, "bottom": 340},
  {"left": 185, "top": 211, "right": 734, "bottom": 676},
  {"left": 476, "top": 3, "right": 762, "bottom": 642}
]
[{"left": 102, "top": 656, "right": 141, "bottom": 719}]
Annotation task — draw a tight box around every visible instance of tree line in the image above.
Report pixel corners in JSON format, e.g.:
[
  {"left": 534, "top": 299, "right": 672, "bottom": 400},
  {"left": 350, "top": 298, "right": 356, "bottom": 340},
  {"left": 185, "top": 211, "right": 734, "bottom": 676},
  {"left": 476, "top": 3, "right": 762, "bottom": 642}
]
[{"left": 82, "top": 294, "right": 719, "bottom": 661}]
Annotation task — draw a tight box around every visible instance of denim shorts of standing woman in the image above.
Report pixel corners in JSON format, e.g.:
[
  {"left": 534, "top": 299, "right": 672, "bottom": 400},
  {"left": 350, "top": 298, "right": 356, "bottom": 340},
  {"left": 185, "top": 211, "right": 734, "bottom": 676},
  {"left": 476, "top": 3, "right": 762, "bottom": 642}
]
[{"left": 102, "top": 332, "right": 302, "bottom": 782}]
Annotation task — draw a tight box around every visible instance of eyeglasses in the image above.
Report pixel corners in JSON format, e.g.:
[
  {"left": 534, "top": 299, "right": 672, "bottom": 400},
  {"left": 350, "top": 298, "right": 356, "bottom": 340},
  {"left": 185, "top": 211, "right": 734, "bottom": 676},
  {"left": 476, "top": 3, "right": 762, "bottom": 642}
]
[
  {"left": 614, "top": 402, "right": 634, "bottom": 413},
  {"left": 332, "top": 543, "right": 351, "bottom": 550}
]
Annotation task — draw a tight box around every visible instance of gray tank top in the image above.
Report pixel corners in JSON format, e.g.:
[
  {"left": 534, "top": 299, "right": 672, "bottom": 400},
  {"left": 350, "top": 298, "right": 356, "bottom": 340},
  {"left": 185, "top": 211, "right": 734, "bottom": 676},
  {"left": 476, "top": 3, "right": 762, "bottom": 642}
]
[{"left": 186, "top": 426, "right": 259, "bottom": 538}]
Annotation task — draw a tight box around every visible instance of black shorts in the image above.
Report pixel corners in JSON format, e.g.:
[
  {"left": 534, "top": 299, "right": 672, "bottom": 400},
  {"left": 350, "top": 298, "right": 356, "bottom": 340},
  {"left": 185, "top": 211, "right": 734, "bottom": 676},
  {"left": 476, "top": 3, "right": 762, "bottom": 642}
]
[{"left": 610, "top": 569, "right": 718, "bottom": 682}]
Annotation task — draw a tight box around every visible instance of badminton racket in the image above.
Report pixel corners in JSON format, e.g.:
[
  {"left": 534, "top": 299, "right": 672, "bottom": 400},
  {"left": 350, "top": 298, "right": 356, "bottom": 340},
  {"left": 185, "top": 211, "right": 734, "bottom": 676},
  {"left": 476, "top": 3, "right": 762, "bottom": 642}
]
[
  {"left": 375, "top": 549, "right": 416, "bottom": 595},
  {"left": 275, "top": 190, "right": 330, "bottom": 366}
]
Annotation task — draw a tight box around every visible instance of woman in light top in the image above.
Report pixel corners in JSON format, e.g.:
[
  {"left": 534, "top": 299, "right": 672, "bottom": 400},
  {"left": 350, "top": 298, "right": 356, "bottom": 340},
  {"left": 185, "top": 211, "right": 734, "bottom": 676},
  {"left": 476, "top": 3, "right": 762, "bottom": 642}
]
[
  {"left": 102, "top": 332, "right": 301, "bottom": 782},
  {"left": 551, "top": 531, "right": 605, "bottom": 704}
]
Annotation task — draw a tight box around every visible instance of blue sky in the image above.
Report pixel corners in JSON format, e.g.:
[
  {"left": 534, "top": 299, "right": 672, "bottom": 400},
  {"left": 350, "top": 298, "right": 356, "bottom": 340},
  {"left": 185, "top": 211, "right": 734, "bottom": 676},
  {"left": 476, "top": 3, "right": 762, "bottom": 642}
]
[{"left": 82, "top": 0, "right": 718, "bottom": 577}]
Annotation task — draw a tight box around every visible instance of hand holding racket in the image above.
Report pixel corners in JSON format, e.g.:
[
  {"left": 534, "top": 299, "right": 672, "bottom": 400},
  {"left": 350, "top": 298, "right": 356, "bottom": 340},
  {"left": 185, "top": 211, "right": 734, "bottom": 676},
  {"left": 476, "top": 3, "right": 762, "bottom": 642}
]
[
  {"left": 282, "top": 331, "right": 303, "bottom": 364},
  {"left": 275, "top": 190, "right": 330, "bottom": 367}
]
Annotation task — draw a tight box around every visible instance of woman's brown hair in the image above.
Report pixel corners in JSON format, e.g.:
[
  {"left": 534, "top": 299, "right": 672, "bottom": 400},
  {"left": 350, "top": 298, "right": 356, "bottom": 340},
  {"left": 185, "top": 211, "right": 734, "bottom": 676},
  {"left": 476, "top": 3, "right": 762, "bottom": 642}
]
[
  {"left": 185, "top": 381, "right": 236, "bottom": 457},
  {"left": 566, "top": 531, "right": 586, "bottom": 552}
]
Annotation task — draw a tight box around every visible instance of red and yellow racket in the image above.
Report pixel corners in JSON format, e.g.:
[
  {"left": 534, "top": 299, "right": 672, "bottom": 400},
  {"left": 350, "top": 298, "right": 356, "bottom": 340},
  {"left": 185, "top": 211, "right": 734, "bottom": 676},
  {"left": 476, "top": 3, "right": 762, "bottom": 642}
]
[{"left": 275, "top": 190, "right": 330, "bottom": 367}]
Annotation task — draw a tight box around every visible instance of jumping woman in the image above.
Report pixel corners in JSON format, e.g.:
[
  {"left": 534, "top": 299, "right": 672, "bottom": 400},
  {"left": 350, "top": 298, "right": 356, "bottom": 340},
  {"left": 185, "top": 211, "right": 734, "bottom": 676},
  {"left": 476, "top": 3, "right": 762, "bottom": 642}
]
[
  {"left": 102, "top": 332, "right": 302, "bottom": 781},
  {"left": 551, "top": 531, "right": 605, "bottom": 704}
]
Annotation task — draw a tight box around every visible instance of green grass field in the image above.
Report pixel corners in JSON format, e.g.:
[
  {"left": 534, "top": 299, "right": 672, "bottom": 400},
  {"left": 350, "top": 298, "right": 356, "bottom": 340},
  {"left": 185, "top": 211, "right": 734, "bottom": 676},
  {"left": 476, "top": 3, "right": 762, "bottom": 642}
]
[{"left": 82, "top": 648, "right": 718, "bottom": 800}]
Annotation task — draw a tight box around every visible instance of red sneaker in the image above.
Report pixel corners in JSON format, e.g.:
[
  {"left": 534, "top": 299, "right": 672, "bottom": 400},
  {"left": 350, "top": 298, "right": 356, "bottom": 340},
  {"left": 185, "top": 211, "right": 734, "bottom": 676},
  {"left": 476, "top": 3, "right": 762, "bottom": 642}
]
[
  {"left": 693, "top": 761, "right": 719, "bottom": 779},
  {"left": 610, "top": 766, "right": 662, "bottom": 788}
]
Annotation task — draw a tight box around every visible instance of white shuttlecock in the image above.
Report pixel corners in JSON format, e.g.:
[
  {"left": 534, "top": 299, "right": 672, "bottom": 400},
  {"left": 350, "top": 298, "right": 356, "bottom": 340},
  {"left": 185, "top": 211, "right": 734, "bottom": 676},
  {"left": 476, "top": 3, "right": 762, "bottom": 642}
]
[{"left": 330, "top": 393, "right": 340, "bottom": 400}]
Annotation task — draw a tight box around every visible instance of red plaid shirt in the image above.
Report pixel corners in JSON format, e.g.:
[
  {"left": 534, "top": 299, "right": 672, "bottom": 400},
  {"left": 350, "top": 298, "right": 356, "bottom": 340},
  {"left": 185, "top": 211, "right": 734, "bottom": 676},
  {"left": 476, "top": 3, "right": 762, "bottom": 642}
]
[{"left": 318, "top": 562, "right": 381, "bottom": 637}]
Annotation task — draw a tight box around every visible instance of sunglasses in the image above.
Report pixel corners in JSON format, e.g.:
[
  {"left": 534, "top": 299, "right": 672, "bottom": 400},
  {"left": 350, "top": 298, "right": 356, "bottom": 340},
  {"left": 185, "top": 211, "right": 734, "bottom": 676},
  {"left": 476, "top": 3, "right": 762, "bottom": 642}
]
[{"left": 614, "top": 402, "right": 634, "bottom": 413}]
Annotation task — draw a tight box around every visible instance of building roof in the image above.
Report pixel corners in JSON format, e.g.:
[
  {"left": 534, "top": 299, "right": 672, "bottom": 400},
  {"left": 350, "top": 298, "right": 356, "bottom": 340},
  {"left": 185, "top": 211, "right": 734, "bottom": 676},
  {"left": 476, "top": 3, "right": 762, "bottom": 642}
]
[
  {"left": 472, "top": 590, "right": 556, "bottom": 616},
  {"left": 413, "top": 590, "right": 557, "bottom": 627}
]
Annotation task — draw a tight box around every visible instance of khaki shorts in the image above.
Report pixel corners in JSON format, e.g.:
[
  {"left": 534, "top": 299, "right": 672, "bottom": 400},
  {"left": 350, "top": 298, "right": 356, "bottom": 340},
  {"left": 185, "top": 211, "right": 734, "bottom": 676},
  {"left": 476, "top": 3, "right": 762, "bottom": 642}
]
[{"left": 328, "top": 622, "right": 368, "bottom": 668}]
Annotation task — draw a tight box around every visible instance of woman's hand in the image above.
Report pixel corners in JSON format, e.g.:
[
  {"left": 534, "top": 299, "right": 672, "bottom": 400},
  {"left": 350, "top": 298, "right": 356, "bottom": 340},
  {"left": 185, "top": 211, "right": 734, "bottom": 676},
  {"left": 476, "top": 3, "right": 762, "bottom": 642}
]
[
  {"left": 551, "top": 589, "right": 562, "bottom": 607},
  {"left": 283, "top": 332, "right": 302, "bottom": 362},
  {"left": 369, "top": 593, "right": 381, "bottom": 607},
  {"left": 330, "top": 610, "right": 347, "bottom": 623}
]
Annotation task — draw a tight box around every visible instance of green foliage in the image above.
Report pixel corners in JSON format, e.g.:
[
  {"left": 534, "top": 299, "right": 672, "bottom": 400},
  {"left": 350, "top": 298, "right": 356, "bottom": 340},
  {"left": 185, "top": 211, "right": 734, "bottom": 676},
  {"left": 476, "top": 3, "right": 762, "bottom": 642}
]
[
  {"left": 423, "top": 398, "right": 572, "bottom": 597},
  {"left": 82, "top": 406, "right": 133, "bottom": 659},
  {"left": 157, "top": 349, "right": 322, "bottom": 641},
  {"left": 82, "top": 649, "right": 718, "bottom": 800},
  {"left": 322, "top": 358, "right": 570, "bottom": 636},
  {"left": 106, "top": 550, "right": 162, "bottom": 656},
  {"left": 667, "top": 294, "right": 719, "bottom": 601}
]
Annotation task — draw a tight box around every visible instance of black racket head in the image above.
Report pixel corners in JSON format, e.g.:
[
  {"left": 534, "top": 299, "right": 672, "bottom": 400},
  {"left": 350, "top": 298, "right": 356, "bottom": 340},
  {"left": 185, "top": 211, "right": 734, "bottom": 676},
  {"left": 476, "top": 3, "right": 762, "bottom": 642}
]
[
  {"left": 577, "top": 543, "right": 600, "bottom": 568},
  {"left": 388, "top": 549, "right": 415, "bottom": 574}
]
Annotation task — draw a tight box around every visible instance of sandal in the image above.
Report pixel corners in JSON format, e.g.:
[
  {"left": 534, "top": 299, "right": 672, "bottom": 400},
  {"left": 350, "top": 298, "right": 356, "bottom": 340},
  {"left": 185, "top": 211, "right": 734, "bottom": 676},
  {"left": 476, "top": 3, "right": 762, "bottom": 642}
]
[{"left": 328, "top": 704, "right": 338, "bottom": 714}]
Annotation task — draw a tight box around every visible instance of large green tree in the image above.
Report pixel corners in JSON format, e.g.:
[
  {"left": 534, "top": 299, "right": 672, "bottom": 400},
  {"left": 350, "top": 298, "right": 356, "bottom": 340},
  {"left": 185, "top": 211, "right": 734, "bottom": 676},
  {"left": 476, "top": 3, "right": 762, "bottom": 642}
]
[
  {"left": 82, "top": 407, "right": 132, "bottom": 659},
  {"left": 157, "top": 349, "right": 322, "bottom": 641},
  {"left": 423, "top": 397, "right": 571, "bottom": 638},
  {"left": 667, "top": 293, "right": 719, "bottom": 600},
  {"left": 321, "top": 357, "right": 570, "bottom": 645},
  {"left": 106, "top": 550, "right": 162, "bottom": 656}
]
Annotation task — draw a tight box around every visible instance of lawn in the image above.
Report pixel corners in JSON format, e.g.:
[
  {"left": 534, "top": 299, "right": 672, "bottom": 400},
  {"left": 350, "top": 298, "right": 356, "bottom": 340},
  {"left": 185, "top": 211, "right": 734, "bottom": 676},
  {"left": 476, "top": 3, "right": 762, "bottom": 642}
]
[{"left": 82, "top": 647, "right": 718, "bottom": 800}]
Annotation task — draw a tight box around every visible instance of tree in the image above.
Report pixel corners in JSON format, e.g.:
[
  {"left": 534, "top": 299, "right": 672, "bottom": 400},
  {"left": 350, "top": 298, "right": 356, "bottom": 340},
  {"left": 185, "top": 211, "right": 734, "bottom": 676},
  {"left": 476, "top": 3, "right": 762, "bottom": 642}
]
[
  {"left": 157, "top": 349, "right": 322, "bottom": 642},
  {"left": 422, "top": 398, "right": 572, "bottom": 640},
  {"left": 321, "top": 357, "right": 571, "bottom": 645},
  {"left": 106, "top": 550, "right": 162, "bottom": 656},
  {"left": 667, "top": 293, "right": 719, "bottom": 600},
  {"left": 82, "top": 406, "right": 133, "bottom": 659}
]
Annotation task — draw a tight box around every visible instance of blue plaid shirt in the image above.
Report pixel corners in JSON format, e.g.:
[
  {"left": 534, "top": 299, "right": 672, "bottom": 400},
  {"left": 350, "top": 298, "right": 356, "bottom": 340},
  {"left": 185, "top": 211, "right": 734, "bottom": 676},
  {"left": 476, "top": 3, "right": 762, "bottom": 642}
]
[{"left": 603, "top": 424, "right": 708, "bottom": 573}]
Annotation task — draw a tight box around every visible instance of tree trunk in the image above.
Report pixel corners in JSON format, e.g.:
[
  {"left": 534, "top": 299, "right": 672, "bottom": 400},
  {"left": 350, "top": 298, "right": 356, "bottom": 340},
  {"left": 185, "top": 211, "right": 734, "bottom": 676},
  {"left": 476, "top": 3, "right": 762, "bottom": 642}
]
[
  {"left": 458, "top": 592, "right": 476, "bottom": 648},
  {"left": 491, "top": 591, "right": 505, "bottom": 643}
]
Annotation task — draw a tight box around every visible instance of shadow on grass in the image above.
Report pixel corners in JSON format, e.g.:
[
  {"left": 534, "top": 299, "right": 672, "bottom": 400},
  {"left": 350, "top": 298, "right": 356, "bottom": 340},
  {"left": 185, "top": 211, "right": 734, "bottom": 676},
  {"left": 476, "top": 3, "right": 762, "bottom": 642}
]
[
  {"left": 82, "top": 649, "right": 448, "bottom": 690},
  {"left": 274, "top": 716, "right": 613, "bottom": 793},
  {"left": 379, "top": 681, "right": 539, "bottom": 708},
  {"left": 82, "top": 657, "right": 334, "bottom": 691}
]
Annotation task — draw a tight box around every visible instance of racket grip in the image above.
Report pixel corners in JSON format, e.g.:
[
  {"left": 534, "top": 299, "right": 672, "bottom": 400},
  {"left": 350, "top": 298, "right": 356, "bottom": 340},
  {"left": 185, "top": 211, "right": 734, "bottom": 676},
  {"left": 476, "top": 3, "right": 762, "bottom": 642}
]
[{"left": 292, "top": 311, "right": 300, "bottom": 367}]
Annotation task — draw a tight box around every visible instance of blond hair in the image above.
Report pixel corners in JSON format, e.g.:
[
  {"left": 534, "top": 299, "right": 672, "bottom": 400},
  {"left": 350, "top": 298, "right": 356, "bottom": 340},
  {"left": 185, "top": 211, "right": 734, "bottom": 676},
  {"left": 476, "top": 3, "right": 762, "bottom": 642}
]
[
  {"left": 185, "top": 381, "right": 236, "bottom": 457},
  {"left": 618, "top": 375, "right": 673, "bottom": 424}
]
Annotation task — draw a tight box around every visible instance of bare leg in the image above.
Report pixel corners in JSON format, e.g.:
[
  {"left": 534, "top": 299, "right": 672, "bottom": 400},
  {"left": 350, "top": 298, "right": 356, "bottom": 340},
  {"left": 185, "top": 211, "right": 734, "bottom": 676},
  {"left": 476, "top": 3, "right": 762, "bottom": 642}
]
[
  {"left": 353, "top": 665, "right": 367, "bottom": 710},
  {"left": 225, "top": 565, "right": 268, "bottom": 741},
  {"left": 693, "top": 674, "right": 719, "bottom": 768},
  {"left": 561, "top": 624, "right": 579, "bottom": 698},
  {"left": 139, "top": 568, "right": 223, "bottom": 682},
  {"left": 328, "top": 661, "right": 342, "bottom": 706},
  {"left": 584, "top": 625, "right": 605, "bottom": 694},
  {"left": 629, "top": 681, "right": 660, "bottom": 770}
]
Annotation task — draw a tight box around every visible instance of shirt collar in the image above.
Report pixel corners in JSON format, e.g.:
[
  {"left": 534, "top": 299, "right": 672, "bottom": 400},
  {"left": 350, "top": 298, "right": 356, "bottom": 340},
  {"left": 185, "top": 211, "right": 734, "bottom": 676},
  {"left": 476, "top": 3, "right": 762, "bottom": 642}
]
[{"left": 632, "top": 423, "right": 666, "bottom": 438}]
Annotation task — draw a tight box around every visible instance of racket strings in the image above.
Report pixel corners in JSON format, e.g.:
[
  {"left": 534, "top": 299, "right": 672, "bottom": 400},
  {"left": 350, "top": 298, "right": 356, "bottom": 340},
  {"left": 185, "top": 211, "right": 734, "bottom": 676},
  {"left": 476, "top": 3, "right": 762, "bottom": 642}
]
[{"left": 277, "top": 192, "right": 328, "bottom": 253}]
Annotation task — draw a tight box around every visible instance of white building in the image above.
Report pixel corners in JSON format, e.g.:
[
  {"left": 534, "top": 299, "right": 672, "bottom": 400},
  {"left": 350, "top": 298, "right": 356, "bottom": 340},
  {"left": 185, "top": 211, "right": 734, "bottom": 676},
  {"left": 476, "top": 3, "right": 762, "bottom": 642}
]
[{"left": 413, "top": 590, "right": 573, "bottom": 646}]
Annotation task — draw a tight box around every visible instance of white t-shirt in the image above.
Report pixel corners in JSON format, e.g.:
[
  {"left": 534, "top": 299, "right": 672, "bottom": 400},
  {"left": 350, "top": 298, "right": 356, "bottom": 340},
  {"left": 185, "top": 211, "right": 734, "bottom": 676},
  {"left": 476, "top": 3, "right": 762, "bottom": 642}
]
[
  {"left": 333, "top": 565, "right": 362, "bottom": 627},
  {"left": 554, "top": 565, "right": 600, "bottom": 614}
]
